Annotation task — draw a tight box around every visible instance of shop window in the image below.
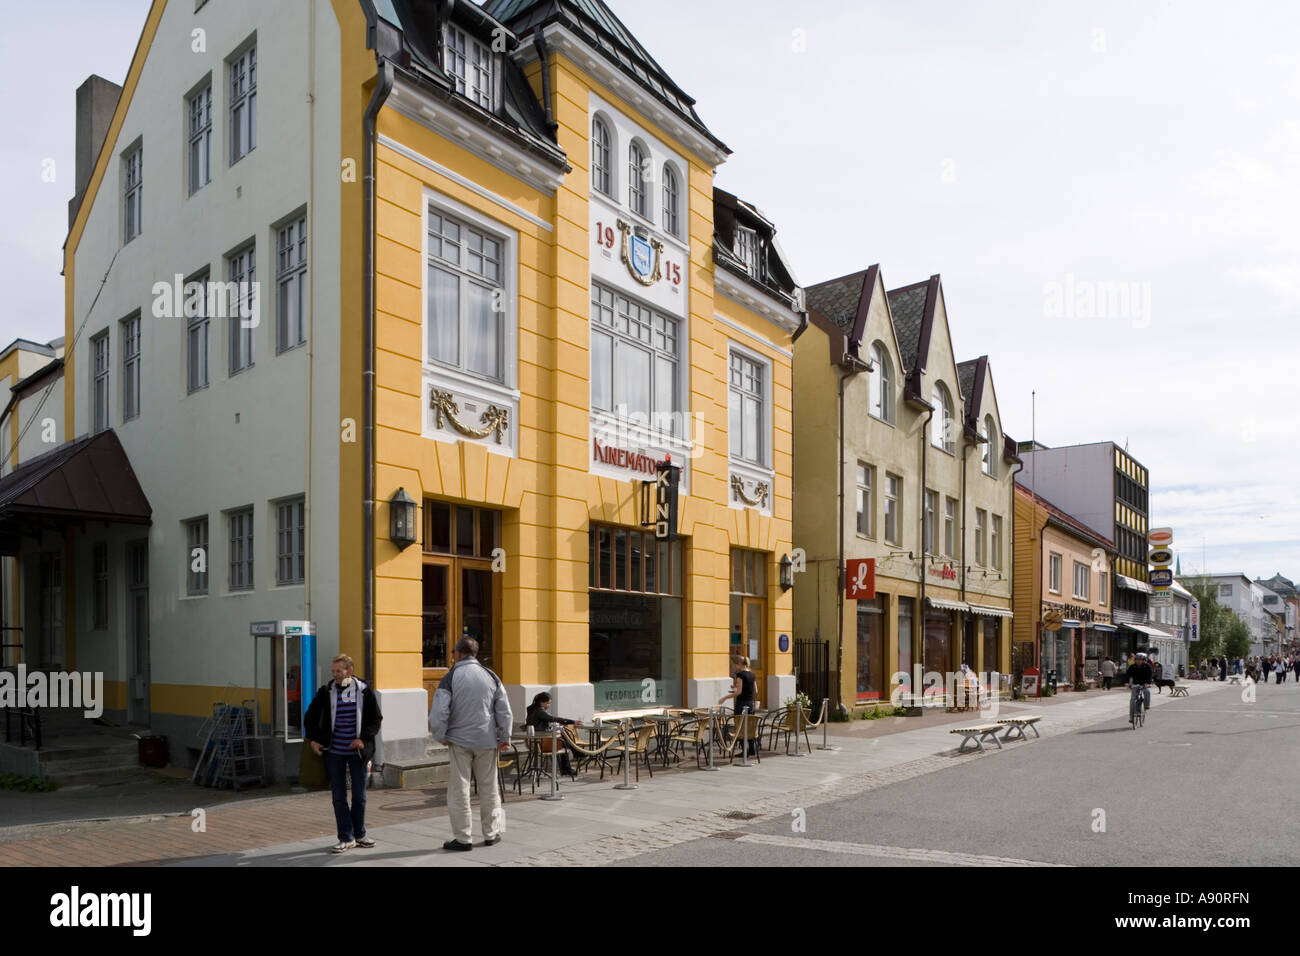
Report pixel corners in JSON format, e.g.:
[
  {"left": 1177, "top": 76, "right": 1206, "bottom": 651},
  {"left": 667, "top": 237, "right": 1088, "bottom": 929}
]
[
  {"left": 897, "top": 596, "right": 914, "bottom": 683},
  {"left": 590, "top": 524, "right": 683, "bottom": 711},
  {"left": 982, "top": 618, "right": 998, "bottom": 675},
  {"left": 856, "top": 598, "right": 884, "bottom": 700}
]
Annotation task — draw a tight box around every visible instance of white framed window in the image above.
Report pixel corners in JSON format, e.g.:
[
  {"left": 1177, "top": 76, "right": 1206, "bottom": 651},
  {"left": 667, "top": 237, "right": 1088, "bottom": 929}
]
[
  {"left": 444, "top": 25, "right": 492, "bottom": 108},
  {"left": 991, "top": 514, "right": 1003, "bottom": 571},
  {"left": 227, "top": 243, "right": 255, "bottom": 374},
  {"left": 92, "top": 542, "right": 109, "bottom": 629},
  {"left": 856, "top": 463, "right": 874, "bottom": 537},
  {"left": 186, "top": 517, "right": 208, "bottom": 596},
  {"left": 276, "top": 215, "right": 307, "bottom": 353},
  {"left": 1049, "top": 552, "right": 1062, "bottom": 593},
  {"left": 869, "top": 342, "right": 893, "bottom": 424},
  {"left": 228, "top": 507, "right": 254, "bottom": 591},
  {"left": 943, "top": 496, "right": 957, "bottom": 558},
  {"left": 1219, "top": 584, "right": 1232, "bottom": 597},
  {"left": 662, "top": 163, "right": 680, "bottom": 237},
  {"left": 734, "top": 225, "right": 759, "bottom": 275},
  {"left": 628, "top": 140, "right": 649, "bottom": 219},
  {"left": 982, "top": 414, "right": 998, "bottom": 477},
  {"left": 591, "top": 116, "right": 613, "bottom": 196},
  {"left": 1073, "top": 561, "right": 1090, "bottom": 600},
  {"left": 186, "top": 268, "right": 210, "bottom": 392},
  {"left": 728, "top": 350, "right": 765, "bottom": 465},
  {"left": 188, "top": 83, "right": 212, "bottom": 194},
  {"left": 92, "top": 331, "right": 110, "bottom": 433},
  {"left": 884, "top": 473, "right": 901, "bottom": 546},
  {"left": 123, "top": 145, "right": 143, "bottom": 243},
  {"left": 229, "top": 44, "right": 256, "bottom": 164},
  {"left": 426, "top": 207, "right": 505, "bottom": 382},
  {"left": 275, "top": 497, "right": 305, "bottom": 586},
  {"left": 121, "top": 313, "right": 141, "bottom": 422},
  {"left": 930, "top": 382, "right": 954, "bottom": 453},
  {"left": 1099, "top": 572, "right": 1108, "bottom": 605},
  {"left": 975, "top": 508, "right": 986, "bottom": 565},
  {"left": 923, "top": 489, "right": 937, "bottom": 554},
  {"left": 590, "top": 283, "right": 679, "bottom": 430}
]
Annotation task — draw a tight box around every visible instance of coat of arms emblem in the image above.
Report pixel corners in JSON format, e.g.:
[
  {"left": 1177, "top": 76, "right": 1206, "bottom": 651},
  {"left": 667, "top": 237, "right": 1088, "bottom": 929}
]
[{"left": 616, "top": 219, "right": 664, "bottom": 287}]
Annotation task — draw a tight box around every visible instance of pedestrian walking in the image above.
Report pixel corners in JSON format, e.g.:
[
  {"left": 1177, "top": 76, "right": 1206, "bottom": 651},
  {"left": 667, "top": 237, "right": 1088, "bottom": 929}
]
[
  {"left": 1219, "top": 656, "right": 1227, "bottom": 681},
  {"left": 428, "top": 636, "right": 513, "bottom": 851},
  {"left": 1293, "top": 659, "right": 1300, "bottom": 683},
  {"left": 304, "top": 653, "right": 383, "bottom": 853},
  {"left": 1275, "top": 659, "right": 1286, "bottom": 685},
  {"left": 1101, "top": 656, "right": 1116, "bottom": 691}
]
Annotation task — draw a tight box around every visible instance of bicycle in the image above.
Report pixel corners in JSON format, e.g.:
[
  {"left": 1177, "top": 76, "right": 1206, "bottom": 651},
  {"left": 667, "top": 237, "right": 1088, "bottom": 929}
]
[{"left": 1129, "top": 683, "right": 1150, "bottom": 728}]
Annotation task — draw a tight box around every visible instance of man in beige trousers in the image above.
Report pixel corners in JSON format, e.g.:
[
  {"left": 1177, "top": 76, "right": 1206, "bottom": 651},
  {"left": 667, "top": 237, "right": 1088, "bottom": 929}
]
[{"left": 428, "top": 636, "right": 513, "bottom": 851}]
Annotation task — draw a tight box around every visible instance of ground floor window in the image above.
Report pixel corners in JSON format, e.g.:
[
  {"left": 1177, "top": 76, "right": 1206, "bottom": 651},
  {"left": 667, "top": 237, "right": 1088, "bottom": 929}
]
[
  {"left": 924, "top": 611, "right": 950, "bottom": 677},
  {"left": 589, "top": 525, "right": 683, "bottom": 711},
  {"left": 1085, "top": 629, "right": 1106, "bottom": 679},
  {"left": 856, "top": 597, "right": 884, "bottom": 700},
  {"left": 897, "top": 596, "right": 913, "bottom": 683},
  {"left": 982, "top": 617, "right": 999, "bottom": 675}
]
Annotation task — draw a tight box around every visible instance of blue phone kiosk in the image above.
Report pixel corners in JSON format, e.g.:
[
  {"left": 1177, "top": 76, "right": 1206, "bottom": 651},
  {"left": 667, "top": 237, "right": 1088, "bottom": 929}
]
[{"left": 251, "top": 620, "right": 316, "bottom": 743}]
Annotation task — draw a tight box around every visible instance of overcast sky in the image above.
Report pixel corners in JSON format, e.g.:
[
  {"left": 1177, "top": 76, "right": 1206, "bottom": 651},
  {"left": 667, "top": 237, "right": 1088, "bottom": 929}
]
[{"left": 2, "top": 0, "right": 1295, "bottom": 585}]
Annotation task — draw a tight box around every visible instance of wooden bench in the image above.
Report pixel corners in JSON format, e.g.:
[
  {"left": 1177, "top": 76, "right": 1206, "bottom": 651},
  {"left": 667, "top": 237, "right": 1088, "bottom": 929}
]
[
  {"left": 996, "top": 715, "right": 1043, "bottom": 741},
  {"left": 950, "top": 723, "right": 1004, "bottom": 754},
  {"left": 1170, "top": 684, "right": 1190, "bottom": 698}
]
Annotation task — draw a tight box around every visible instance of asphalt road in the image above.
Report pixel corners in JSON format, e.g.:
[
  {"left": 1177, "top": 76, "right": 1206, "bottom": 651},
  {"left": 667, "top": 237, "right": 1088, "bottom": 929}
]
[{"left": 617, "top": 680, "right": 1300, "bottom": 867}]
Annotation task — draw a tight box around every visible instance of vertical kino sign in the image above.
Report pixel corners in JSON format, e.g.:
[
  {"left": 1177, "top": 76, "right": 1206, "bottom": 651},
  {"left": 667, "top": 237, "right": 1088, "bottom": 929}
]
[{"left": 640, "top": 458, "right": 680, "bottom": 541}]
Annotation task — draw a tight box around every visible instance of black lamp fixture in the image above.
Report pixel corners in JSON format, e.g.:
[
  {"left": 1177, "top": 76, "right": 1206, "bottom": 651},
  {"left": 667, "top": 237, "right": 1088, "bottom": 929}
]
[
  {"left": 390, "top": 487, "right": 418, "bottom": 551},
  {"left": 779, "top": 553, "right": 794, "bottom": 591}
]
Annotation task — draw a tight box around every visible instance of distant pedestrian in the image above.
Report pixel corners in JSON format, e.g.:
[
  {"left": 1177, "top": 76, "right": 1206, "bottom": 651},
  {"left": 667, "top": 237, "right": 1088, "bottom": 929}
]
[
  {"left": 428, "top": 636, "right": 513, "bottom": 851},
  {"left": 1101, "top": 657, "right": 1116, "bottom": 691},
  {"left": 1275, "top": 660, "right": 1286, "bottom": 685},
  {"left": 1219, "top": 656, "right": 1227, "bottom": 681},
  {"left": 304, "top": 653, "right": 383, "bottom": 854},
  {"left": 1293, "top": 659, "right": 1300, "bottom": 682}
]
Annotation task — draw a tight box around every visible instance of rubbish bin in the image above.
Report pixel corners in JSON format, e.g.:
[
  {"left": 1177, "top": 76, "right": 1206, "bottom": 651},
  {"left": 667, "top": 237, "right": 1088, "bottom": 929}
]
[{"left": 138, "top": 734, "right": 169, "bottom": 768}]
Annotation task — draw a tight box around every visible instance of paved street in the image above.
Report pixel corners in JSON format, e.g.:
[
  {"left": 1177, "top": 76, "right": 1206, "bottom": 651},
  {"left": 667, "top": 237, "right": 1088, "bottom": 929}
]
[{"left": 616, "top": 680, "right": 1300, "bottom": 867}]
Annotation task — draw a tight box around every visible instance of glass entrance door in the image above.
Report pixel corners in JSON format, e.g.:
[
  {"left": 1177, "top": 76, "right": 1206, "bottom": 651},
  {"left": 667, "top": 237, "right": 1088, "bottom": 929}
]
[
  {"left": 743, "top": 597, "right": 764, "bottom": 705},
  {"left": 461, "top": 567, "right": 494, "bottom": 674}
]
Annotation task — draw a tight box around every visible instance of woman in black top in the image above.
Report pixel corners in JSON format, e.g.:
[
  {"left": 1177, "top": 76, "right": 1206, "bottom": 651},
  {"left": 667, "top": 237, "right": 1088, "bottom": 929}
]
[
  {"left": 718, "top": 656, "right": 759, "bottom": 756},
  {"left": 525, "top": 692, "right": 581, "bottom": 778}
]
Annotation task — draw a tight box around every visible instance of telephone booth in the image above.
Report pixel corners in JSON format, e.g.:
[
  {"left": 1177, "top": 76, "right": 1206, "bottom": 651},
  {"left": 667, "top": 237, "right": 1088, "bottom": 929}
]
[{"left": 251, "top": 620, "right": 317, "bottom": 743}]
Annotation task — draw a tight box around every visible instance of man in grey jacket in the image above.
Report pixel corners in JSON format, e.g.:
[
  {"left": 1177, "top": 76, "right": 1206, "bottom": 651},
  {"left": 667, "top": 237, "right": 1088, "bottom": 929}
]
[{"left": 428, "top": 636, "right": 513, "bottom": 851}]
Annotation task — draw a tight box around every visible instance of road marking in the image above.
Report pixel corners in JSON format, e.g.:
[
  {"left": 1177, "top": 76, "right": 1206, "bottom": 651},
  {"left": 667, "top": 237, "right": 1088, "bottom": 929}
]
[
  {"left": 735, "top": 833, "right": 1069, "bottom": 867},
  {"left": 1170, "top": 708, "right": 1296, "bottom": 716}
]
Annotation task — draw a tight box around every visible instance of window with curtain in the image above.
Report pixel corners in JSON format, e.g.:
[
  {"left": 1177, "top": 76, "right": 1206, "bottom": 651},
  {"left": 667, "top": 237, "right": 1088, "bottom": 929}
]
[
  {"left": 628, "top": 141, "right": 649, "bottom": 218},
  {"left": 869, "top": 342, "right": 893, "bottom": 423},
  {"left": 856, "top": 463, "right": 874, "bottom": 536},
  {"left": 590, "top": 283, "right": 678, "bottom": 430},
  {"left": 591, "top": 116, "right": 612, "bottom": 196},
  {"left": 930, "top": 382, "right": 954, "bottom": 452},
  {"left": 661, "top": 163, "right": 680, "bottom": 236},
  {"left": 982, "top": 415, "right": 998, "bottom": 476},
  {"left": 728, "top": 350, "right": 764, "bottom": 464},
  {"left": 427, "top": 207, "right": 504, "bottom": 382}
]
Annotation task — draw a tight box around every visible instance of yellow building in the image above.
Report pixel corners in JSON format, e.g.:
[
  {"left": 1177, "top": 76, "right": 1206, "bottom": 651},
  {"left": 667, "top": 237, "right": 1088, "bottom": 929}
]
[
  {"left": 795, "top": 269, "right": 1017, "bottom": 714},
  {"left": 350, "top": 0, "right": 802, "bottom": 759},
  {"left": 1012, "top": 483, "right": 1116, "bottom": 688}
]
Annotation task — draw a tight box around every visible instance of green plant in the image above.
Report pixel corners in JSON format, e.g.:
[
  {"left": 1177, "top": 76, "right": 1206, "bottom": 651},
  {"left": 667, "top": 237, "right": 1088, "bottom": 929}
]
[
  {"left": 784, "top": 691, "right": 812, "bottom": 714},
  {"left": 0, "top": 773, "right": 58, "bottom": 792}
]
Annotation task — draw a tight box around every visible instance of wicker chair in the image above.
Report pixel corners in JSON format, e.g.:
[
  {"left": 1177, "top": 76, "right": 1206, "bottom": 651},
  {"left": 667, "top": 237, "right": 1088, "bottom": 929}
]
[{"left": 608, "top": 722, "right": 657, "bottom": 780}]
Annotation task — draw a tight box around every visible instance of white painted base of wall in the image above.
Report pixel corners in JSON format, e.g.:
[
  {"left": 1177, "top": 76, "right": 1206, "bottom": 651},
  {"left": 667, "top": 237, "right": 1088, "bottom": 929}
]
[
  {"left": 506, "top": 682, "right": 595, "bottom": 725},
  {"left": 766, "top": 673, "right": 795, "bottom": 710},
  {"left": 374, "top": 686, "right": 429, "bottom": 764},
  {"left": 686, "top": 677, "right": 734, "bottom": 709}
]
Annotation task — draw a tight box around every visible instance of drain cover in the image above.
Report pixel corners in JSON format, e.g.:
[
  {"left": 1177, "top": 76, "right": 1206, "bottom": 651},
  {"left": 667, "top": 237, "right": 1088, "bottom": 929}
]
[
  {"left": 710, "top": 830, "right": 748, "bottom": 840},
  {"left": 720, "top": 810, "right": 760, "bottom": 820}
]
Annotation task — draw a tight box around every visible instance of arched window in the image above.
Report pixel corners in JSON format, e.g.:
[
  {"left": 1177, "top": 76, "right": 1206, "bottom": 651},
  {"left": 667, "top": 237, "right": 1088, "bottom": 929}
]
[
  {"left": 982, "top": 415, "right": 998, "bottom": 477},
  {"left": 591, "top": 116, "right": 612, "bottom": 196},
  {"left": 930, "top": 382, "right": 954, "bottom": 453},
  {"left": 869, "top": 342, "right": 893, "bottom": 424},
  {"left": 662, "top": 163, "right": 680, "bottom": 236},
  {"left": 628, "top": 141, "right": 649, "bottom": 218}
]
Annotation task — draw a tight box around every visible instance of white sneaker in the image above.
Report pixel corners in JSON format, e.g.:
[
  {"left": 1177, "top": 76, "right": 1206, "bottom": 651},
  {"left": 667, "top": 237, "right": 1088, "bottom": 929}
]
[{"left": 331, "top": 840, "right": 357, "bottom": 853}]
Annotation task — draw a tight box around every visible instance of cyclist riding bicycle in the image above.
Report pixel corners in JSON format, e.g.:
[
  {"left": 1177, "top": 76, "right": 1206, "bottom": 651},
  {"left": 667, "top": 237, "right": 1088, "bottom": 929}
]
[{"left": 1127, "top": 651, "right": 1153, "bottom": 723}]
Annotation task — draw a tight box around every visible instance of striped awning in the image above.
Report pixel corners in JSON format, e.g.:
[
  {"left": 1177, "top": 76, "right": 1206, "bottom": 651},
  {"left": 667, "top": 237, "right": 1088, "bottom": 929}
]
[
  {"left": 1116, "top": 574, "right": 1153, "bottom": 595},
  {"left": 1092, "top": 623, "right": 1118, "bottom": 632},
  {"left": 926, "top": 597, "right": 968, "bottom": 612},
  {"left": 1122, "top": 622, "right": 1168, "bottom": 640},
  {"left": 968, "top": 603, "right": 1013, "bottom": 619}
]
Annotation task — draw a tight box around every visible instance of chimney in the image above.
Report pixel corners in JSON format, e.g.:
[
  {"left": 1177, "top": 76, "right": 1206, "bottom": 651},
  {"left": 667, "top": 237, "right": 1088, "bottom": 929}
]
[{"left": 67, "top": 74, "right": 123, "bottom": 230}]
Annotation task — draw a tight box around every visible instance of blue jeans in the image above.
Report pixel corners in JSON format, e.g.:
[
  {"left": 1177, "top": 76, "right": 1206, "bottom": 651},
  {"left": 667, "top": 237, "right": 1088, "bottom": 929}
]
[{"left": 324, "top": 751, "right": 367, "bottom": 842}]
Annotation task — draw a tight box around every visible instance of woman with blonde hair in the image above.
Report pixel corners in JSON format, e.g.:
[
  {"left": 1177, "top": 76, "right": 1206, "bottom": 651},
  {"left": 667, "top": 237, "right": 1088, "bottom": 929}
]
[{"left": 718, "top": 655, "right": 759, "bottom": 756}]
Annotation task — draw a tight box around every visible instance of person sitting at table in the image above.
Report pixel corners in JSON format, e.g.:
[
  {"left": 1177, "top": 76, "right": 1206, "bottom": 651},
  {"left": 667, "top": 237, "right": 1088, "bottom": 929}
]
[
  {"left": 718, "top": 656, "right": 759, "bottom": 756},
  {"left": 525, "top": 692, "right": 582, "bottom": 779}
]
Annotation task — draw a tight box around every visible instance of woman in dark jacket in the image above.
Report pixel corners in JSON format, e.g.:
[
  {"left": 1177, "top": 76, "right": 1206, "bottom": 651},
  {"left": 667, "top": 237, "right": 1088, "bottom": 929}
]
[{"left": 525, "top": 693, "right": 581, "bottom": 778}]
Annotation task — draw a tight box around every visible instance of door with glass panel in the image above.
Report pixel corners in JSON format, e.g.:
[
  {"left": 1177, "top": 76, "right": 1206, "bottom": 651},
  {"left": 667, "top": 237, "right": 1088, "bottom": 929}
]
[
  {"left": 421, "top": 502, "right": 501, "bottom": 702},
  {"left": 729, "top": 549, "right": 767, "bottom": 702}
]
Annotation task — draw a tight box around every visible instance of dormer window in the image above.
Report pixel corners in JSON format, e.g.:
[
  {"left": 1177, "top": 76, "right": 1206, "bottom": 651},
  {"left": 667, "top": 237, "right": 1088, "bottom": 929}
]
[
  {"left": 734, "top": 225, "right": 759, "bottom": 275},
  {"left": 444, "top": 25, "right": 492, "bottom": 108}
]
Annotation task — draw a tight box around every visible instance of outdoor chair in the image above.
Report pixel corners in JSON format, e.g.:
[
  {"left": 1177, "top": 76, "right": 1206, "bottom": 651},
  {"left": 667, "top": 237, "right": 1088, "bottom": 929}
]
[
  {"left": 721, "top": 712, "right": 761, "bottom": 764},
  {"left": 667, "top": 716, "right": 714, "bottom": 768},
  {"left": 768, "top": 704, "right": 811, "bottom": 755},
  {"left": 608, "top": 721, "right": 656, "bottom": 780}
]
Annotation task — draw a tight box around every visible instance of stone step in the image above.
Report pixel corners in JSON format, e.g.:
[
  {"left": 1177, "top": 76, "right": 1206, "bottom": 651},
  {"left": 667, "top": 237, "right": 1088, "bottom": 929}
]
[
  {"left": 47, "top": 766, "right": 160, "bottom": 788},
  {"left": 39, "top": 752, "right": 142, "bottom": 774},
  {"left": 381, "top": 748, "right": 451, "bottom": 789}
]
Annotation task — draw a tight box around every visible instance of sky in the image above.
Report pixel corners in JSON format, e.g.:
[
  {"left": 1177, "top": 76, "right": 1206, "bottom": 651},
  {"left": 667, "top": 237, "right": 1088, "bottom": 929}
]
[{"left": 1, "top": 0, "right": 1296, "bottom": 585}]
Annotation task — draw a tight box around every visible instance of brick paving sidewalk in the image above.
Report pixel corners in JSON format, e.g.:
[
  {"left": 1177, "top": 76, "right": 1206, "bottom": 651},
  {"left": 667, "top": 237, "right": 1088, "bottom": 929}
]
[{"left": 0, "top": 786, "right": 534, "bottom": 866}]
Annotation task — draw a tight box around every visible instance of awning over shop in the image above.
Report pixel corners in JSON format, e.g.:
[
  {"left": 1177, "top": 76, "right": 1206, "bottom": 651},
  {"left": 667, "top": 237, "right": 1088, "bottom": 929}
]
[
  {"left": 925, "top": 597, "right": 968, "bottom": 612},
  {"left": 0, "top": 430, "right": 150, "bottom": 549},
  {"left": 1063, "top": 619, "right": 1083, "bottom": 628},
  {"left": 1121, "top": 622, "right": 1168, "bottom": 640},
  {"left": 1092, "top": 623, "right": 1118, "bottom": 632},
  {"left": 968, "top": 603, "right": 1013, "bottom": 618},
  {"left": 1116, "top": 573, "right": 1153, "bottom": 594}
]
